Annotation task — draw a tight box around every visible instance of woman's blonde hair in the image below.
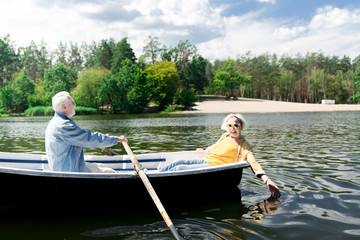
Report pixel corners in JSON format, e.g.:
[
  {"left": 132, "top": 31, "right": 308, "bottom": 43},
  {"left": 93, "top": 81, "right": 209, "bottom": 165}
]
[{"left": 221, "top": 113, "right": 247, "bottom": 131}]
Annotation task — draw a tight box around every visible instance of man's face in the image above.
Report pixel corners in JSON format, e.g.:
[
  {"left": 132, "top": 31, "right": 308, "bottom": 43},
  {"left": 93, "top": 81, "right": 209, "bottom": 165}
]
[{"left": 64, "top": 96, "right": 76, "bottom": 118}]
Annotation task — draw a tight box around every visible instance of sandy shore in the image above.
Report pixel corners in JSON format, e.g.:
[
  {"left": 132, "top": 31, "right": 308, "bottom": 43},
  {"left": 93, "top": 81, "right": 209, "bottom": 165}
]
[{"left": 181, "top": 97, "right": 360, "bottom": 114}]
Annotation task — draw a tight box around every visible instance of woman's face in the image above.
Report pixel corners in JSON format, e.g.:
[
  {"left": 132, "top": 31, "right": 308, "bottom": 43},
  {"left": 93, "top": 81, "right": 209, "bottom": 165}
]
[{"left": 226, "top": 117, "right": 241, "bottom": 139}]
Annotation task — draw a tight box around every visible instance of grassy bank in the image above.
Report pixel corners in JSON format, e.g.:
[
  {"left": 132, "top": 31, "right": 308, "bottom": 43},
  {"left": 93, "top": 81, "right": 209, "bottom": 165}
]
[{"left": 24, "top": 106, "right": 101, "bottom": 116}]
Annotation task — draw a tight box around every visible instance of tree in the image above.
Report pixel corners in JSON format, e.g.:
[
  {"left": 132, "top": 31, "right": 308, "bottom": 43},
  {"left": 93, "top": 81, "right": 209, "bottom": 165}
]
[
  {"left": 13, "top": 70, "right": 35, "bottom": 108},
  {"left": 160, "top": 40, "right": 208, "bottom": 92},
  {"left": 351, "top": 67, "right": 360, "bottom": 103},
  {"left": 0, "top": 35, "right": 20, "bottom": 84},
  {"left": 43, "top": 63, "right": 77, "bottom": 102},
  {"left": 54, "top": 41, "right": 68, "bottom": 65},
  {"left": 0, "top": 84, "right": 17, "bottom": 111},
  {"left": 143, "top": 35, "right": 162, "bottom": 64},
  {"left": 68, "top": 42, "right": 83, "bottom": 72},
  {"left": 277, "top": 68, "right": 295, "bottom": 101},
  {"left": 175, "top": 88, "right": 198, "bottom": 109},
  {"left": 111, "top": 38, "right": 136, "bottom": 73},
  {"left": 28, "top": 79, "right": 47, "bottom": 107},
  {"left": 118, "top": 60, "right": 150, "bottom": 113},
  {"left": 185, "top": 55, "right": 208, "bottom": 92},
  {"left": 94, "top": 39, "right": 115, "bottom": 69},
  {"left": 97, "top": 59, "right": 150, "bottom": 113},
  {"left": 97, "top": 74, "right": 121, "bottom": 113},
  {"left": 212, "top": 71, "right": 230, "bottom": 96},
  {"left": 20, "top": 41, "right": 39, "bottom": 81},
  {"left": 145, "top": 61, "right": 180, "bottom": 110},
  {"left": 36, "top": 40, "right": 52, "bottom": 81},
  {"left": 210, "top": 60, "right": 247, "bottom": 99},
  {"left": 308, "top": 67, "right": 324, "bottom": 103},
  {"left": 72, "top": 66, "right": 110, "bottom": 108}
]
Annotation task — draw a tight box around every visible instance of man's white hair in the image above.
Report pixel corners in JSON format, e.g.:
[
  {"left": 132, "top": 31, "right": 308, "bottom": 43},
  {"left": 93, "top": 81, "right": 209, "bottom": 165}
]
[
  {"left": 52, "top": 91, "right": 70, "bottom": 112},
  {"left": 221, "top": 113, "right": 247, "bottom": 131}
]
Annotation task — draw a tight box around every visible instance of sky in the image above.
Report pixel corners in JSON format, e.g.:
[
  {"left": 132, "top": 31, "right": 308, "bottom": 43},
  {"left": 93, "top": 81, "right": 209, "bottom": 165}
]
[{"left": 1, "top": 0, "right": 360, "bottom": 61}]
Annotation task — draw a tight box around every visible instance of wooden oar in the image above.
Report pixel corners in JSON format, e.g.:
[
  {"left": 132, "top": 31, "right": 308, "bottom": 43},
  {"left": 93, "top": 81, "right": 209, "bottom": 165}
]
[{"left": 102, "top": 145, "right": 182, "bottom": 240}]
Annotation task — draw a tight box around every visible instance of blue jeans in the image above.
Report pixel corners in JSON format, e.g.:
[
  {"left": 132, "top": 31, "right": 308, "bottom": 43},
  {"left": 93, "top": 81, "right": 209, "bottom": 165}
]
[{"left": 159, "top": 159, "right": 210, "bottom": 172}]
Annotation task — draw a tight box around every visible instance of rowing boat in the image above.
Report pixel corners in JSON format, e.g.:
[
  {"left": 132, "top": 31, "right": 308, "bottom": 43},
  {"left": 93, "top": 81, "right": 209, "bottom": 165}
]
[{"left": 0, "top": 151, "right": 248, "bottom": 206}]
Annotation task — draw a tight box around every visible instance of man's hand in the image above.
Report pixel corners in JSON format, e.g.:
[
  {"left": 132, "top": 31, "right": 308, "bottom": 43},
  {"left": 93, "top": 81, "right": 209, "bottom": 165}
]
[{"left": 117, "top": 136, "right": 128, "bottom": 143}]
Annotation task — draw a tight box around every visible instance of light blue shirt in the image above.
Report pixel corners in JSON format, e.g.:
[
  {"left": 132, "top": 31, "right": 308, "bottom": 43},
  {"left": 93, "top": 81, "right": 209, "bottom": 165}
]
[{"left": 45, "top": 112, "right": 118, "bottom": 172}]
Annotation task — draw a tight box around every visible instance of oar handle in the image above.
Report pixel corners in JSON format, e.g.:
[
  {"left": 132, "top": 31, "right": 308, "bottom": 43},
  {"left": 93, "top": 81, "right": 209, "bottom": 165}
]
[{"left": 121, "top": 142, "right": 182, "bottom": 240}]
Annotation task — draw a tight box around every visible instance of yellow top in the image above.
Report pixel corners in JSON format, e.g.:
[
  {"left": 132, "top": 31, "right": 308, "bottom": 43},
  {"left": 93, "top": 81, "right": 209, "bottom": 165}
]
[
  {"left": 203, "top": 138, "right": 237, "bottom": 166},
  {"left": 203, "top": 133, "right": 265, "bottom": 177}
]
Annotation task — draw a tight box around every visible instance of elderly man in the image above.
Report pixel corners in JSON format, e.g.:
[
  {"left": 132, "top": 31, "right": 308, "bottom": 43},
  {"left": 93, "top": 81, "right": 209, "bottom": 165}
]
[{"left": 45, "top": 91, "right": 127, "bottom": 172}]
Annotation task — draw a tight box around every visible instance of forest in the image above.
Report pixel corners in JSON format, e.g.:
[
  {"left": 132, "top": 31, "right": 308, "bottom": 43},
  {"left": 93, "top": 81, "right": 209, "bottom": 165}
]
[{"left": 0, "top": 34, "right": 359, "bottom": 115}]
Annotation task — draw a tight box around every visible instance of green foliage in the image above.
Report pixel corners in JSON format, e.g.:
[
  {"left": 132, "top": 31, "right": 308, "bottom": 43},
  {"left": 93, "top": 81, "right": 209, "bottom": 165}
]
[
  {"left": 74, "top": 106, "right": 101, "bottom": 115},
  {"left": 117, "top": 59, "right": 150, "bottom": 113},
  {"left": 145, "top": 61, "right": 180, "bottom": 110},
  {"left": 28, "top": 80, "right": 48, "bottom": 107},
  {"left": 210, "top": 60, "right": 247, "bottom": 99},
  {"left": 0, "top": 83, "right": 16, "bottom": 110},
  {"left": 160, "top": 40, "right": 207, "bottom": 92},
  {"left": 0, "top": 34, "right": 358, "bottom": 118},
  {"left": 143, "top": 35, "right": 162, "bottom": 64},
  {"left": 89, "top": 38, "right": 115, "bottom": 69},
  {"left": 351, "top": 67, "right": 360, "bottom": 103},
  {"left": 111, "top": 38, "right": 136, "bottom": 73},
  {"left": 0, "top": 35, "right": 20, "bottom": 84},
  {"left": 24, "top": 106, "right": 54, "bottom": 116},
  {"left": 72, "top": 66, "right": 110, "bottom": 108},
  {"left": 160, "top": 105, "right": 179, "bottom": 114},
  {"left": 122, "top": 72, "right": 150, "bottom": 114},
  {"left": 97, "top": 60, "right": 150, "bottom": 113},
  {"left": 186, "top": 56, "right": 208, "bottom": 92},
  {"left": 97, "top": 73, "right": 121, "bottom": 113},
  {"left": 176, "top": 88, "right": 198, "bottom": 109},
  {"left": 24, "top": 106, "right": 100, "bottom": 116},
  {"left": 43, "top": 63, "right": 77, "bottom": 101},
  {"left": 13, "top": 70, "right": 35, "bottom": 108}
]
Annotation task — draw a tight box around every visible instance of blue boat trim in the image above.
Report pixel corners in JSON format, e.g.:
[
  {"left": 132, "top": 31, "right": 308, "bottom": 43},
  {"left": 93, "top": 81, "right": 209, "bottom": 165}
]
[
  {"left": 0, "top": 159, "right": 47, "bottom": 164},
  {"left": 85, "top": 158, "right": 166, "bottom": 164},
  {"left": 0, "top": 158, "right": 166, "bottom": 164},
  {"left": 113, "top": 168, "right": 158, "bottom": 171}
]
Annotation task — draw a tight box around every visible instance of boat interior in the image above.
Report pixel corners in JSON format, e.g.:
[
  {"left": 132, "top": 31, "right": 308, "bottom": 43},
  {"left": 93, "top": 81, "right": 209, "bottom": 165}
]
[{"left": 0, "top": 151, "right": 210, "bottom": 173}]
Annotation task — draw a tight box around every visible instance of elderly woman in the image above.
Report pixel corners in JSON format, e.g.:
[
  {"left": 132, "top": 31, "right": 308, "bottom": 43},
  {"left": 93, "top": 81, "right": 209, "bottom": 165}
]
[{"left": 160, "top": 113, "right": 281, "bottom": 197}]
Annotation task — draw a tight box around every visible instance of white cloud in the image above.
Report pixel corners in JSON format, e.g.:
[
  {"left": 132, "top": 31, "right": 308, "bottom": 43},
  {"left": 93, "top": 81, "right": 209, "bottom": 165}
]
[
  {"left": 256, "top": 0, "right": 276, "bottom": 4},
  {"left": 310, "top": 6, "right": 360, "bottom": 30},
  {"left": 1, "top": 1, "right": 360, "bottom": 61},
  {"left": 198, "top": 5, "right": 360, "bottom": 60}
]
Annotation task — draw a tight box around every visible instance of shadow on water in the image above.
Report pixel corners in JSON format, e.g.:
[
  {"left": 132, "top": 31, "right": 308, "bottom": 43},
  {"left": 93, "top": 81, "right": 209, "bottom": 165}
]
[
  {"left": 0, "top": 186, "right": 282, "bottom": 240},
  {"left": 79, "top": 196, "right": 281, "bottom": 239}
]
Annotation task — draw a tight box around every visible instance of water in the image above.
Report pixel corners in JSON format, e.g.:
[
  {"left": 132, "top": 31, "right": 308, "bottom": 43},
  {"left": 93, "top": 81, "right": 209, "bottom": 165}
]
[{"left": 0, "top": 112, "right": 359, "bottom": 239}]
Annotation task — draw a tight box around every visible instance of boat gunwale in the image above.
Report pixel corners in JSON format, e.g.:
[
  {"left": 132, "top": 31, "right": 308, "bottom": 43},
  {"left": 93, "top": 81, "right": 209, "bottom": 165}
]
[
  {"left": 0, "top": 161, "right": 248, "bottom": 178},
  {"left": 0, "top": 151, "right": 249, "bottom": 179}
]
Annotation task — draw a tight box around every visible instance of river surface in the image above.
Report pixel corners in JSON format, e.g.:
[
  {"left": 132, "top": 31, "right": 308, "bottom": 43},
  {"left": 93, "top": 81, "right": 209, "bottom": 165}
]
[{"left": 0, "top": 112, "right": 359, "bottom": 239}]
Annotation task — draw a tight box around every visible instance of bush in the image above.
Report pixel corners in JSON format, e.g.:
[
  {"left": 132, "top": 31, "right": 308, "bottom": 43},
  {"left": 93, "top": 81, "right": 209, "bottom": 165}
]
[
  {"left": 176, "top": 88, "right": 198, "bottom": 109},
  {"left": 160, "top": 105, "right": 179, "bottom": 114},
  {"left": 24, "top": 106, "right": 100, "bottom": 116},
  {"left": 24, "top": 106, "right": 54, "bottom": 116},
  {"left": 75, "top": 107, "right": 101, "bottom": 115}
]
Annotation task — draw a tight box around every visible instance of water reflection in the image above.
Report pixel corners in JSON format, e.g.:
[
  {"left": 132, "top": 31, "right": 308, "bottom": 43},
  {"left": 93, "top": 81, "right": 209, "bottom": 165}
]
[{"left": 81, "top": 196, "right": 281, "bottom": 240}]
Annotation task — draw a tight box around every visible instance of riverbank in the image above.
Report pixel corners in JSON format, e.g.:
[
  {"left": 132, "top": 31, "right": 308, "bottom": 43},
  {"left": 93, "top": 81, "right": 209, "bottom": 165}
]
[{"left": 182, "top": 97, "right": 360, "bottom": 114}]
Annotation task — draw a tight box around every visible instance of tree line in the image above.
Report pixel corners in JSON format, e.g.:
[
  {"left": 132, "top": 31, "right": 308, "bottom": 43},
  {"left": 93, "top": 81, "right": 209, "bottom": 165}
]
[{"left": 0, "top": 34, "right": 359, "bottom": 115}]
